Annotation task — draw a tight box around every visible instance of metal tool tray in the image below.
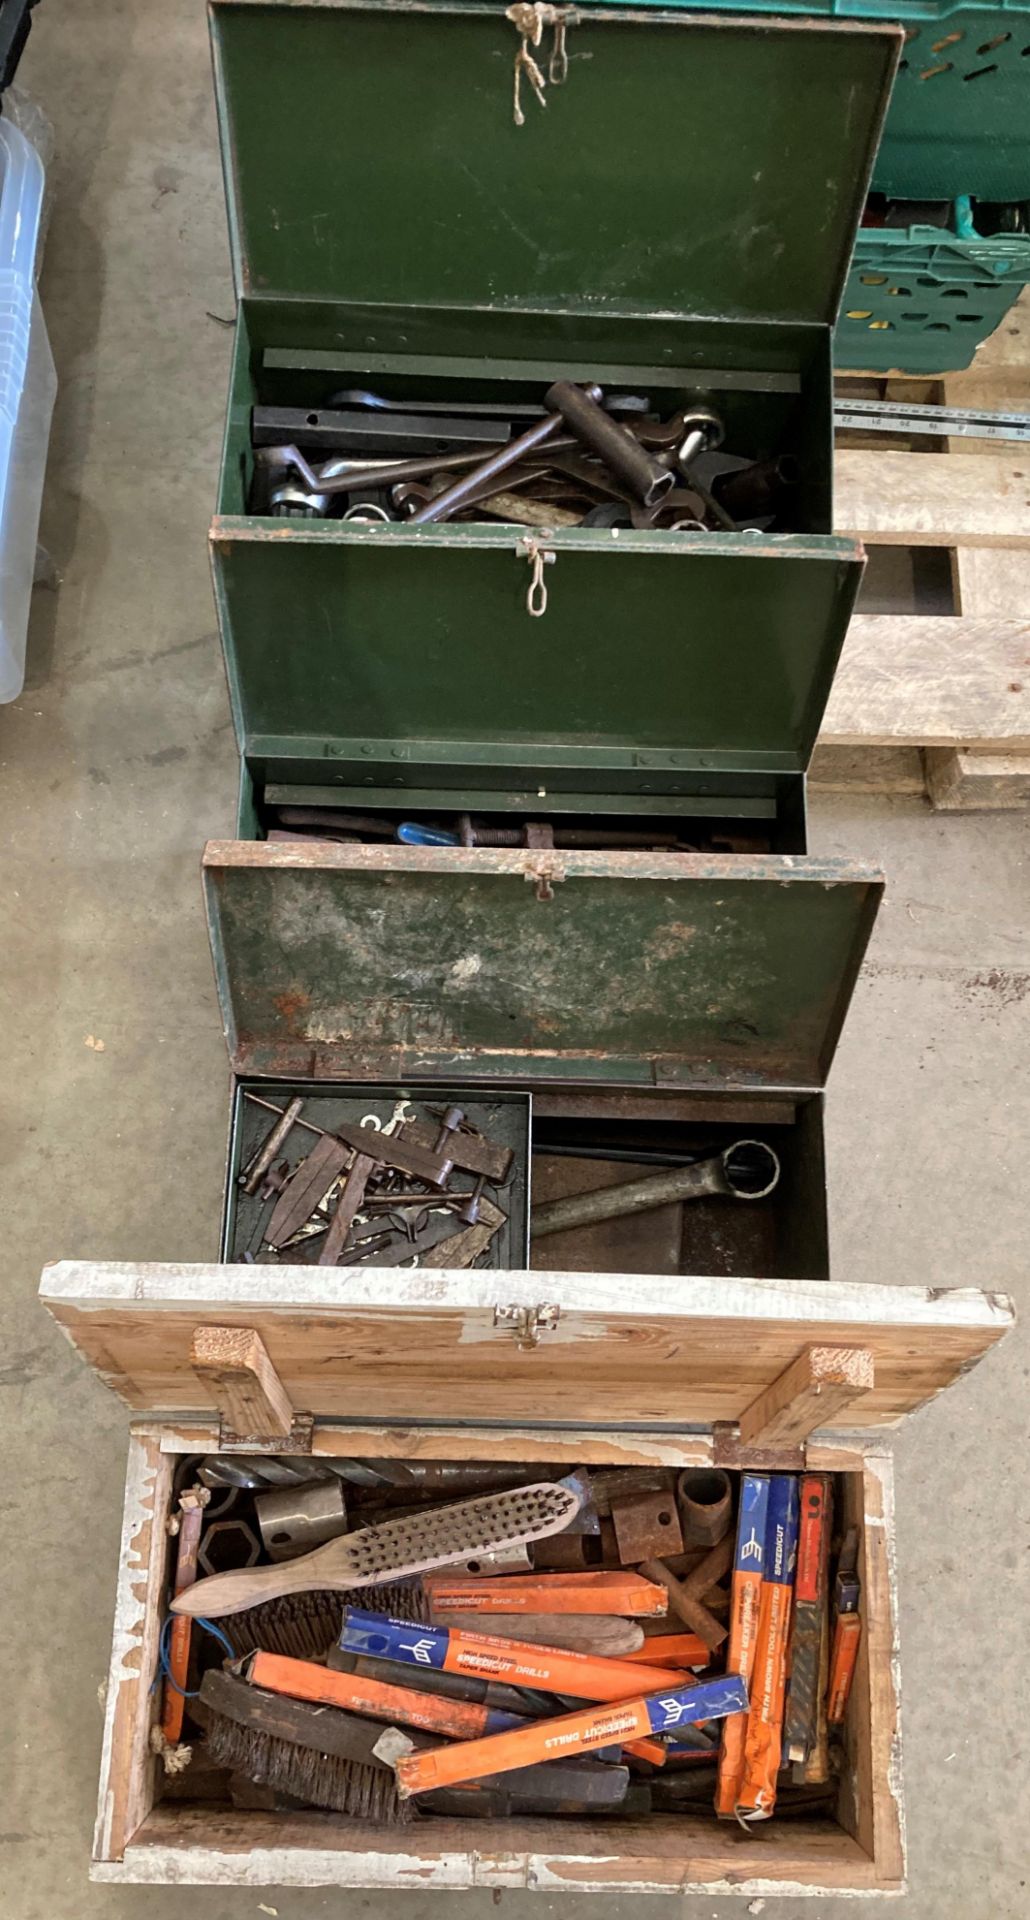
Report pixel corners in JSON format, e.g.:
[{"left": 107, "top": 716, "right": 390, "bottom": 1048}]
[
  {"left": 224, "top": 1084, "right": 531, "bottom": 1268},
  {"left": 208, "top": 1, "right": 900, "bottom": 821}
]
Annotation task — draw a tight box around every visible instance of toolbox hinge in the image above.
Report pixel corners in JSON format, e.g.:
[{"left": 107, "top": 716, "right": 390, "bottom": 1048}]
[
  {"left": 214, "top": 1411, "right": 315, "bottom": 1455},
  {"left": 711, "top": 1422, "right": 806, "bottom": 1473},
  {"left": 493, "top": 1301, "right": 562, "bottom": 1349}
]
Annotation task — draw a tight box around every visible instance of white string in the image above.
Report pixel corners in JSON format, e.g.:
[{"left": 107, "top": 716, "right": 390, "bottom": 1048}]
[{"left": 505, "top": 5, "right": 578, "bottom": 125}]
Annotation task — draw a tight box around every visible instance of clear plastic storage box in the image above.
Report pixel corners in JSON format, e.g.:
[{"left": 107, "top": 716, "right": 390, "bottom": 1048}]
[{"left": 0, "top": 113, "right": 55, "bottom": 703}]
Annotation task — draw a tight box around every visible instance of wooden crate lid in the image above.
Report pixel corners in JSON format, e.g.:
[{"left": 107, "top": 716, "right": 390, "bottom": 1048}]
[{"left": 40, "top": 1263, "right": 1012, "bottom": 1433}]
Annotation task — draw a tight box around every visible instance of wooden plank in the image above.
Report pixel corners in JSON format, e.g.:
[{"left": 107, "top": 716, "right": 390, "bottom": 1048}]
[
  {"left": 942, "top": 372, "right": 1030, "bottom": 624},
  {"left": 836, "top": 450, "right": 1030, "bottom": 547},
  {"left": 190, "top": 1325, "right": 294, "bottom": 1439},
  {"left": 102, "top": 1801, "right": 885, "bottom": 1894},
  {"left": 737, "top": 1345, "right": 874, "bottom": 1448},
  {"left": 808, "top": 744, "right": 925, "bottom": 795},
  {"left": 94, "top": 1429, "right": 171, "bottom": 1864},
  {"left": 951, "top": 547, "right": 1030, "bottom": 619},
  {"left": 925, "top": 749, "right": 1030, "bottom": 812},
  {"left": 820, "top": 615, "right": 1030, "bottom": 749},
  {"left": 833, "top": 1458, "right": 905, "bottom": 1889},
  {"left": 40, "top": 1263, "right": 1013, "bottom": 1431}
]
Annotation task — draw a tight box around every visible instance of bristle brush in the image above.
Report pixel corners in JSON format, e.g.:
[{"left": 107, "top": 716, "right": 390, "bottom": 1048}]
[
  {"left": 193, "top": 1668, "right": 414, "bottom": 1822},
  {"left": 174, "top": 1480, "right": 584, "bottom": 1620}
]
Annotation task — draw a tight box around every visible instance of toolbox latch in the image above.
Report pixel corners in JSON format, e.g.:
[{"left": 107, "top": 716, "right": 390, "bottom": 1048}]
[
  {"left": 191, "top": 1323, "right": 314, "bottom": 1454},
  {"left": 493, "top": 1302, "right": 562, "bottom": 1349}
]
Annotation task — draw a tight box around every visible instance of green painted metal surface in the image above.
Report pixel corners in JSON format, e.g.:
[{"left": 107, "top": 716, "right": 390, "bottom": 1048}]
[
  {"left": 593, "top": 3, "right": 1030, "bottom": 201},
  {"left": 202, "top": 844, "right": 883, "bottom": 1092},
  {"left": 207, "top": 2, "right": 887, "bottom": 791},
  {"left": 210, "top": 519, "right": 865, "bottom": 782},
  {"left": 209, "top": 1, "right": 898, "bottom": 329},
  {"left": 837, "top": 222, "right": 1030, "bottom": 370}
]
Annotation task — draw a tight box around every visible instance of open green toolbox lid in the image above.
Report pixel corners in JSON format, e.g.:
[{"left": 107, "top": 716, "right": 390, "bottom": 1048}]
[
  {"left": 202, "top": 841, "right": 883, "bottom": 1093},
  {"left": 210, "top": 0, "right": 897, "bottom": 327},
  {"left": 208, "top": 2, "right": 900, "bottom": 791},
  {"left": 214, "top": 525, "right": 866, "bottom": 788}
]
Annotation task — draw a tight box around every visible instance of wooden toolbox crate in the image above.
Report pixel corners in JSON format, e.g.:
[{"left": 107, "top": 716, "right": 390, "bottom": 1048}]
[{"left": 41, "top": 1264, "right": 1011, "bottom": 1894}]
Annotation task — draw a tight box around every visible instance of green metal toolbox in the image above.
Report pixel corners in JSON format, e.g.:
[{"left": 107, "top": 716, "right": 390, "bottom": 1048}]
[{"left": 208, "top": 0, "right": 900, "bottom": 850}]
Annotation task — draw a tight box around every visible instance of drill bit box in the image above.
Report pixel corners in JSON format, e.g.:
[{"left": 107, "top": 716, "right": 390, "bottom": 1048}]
[{"left": 207, "top": 0, "right": 900, "bottom": 857}]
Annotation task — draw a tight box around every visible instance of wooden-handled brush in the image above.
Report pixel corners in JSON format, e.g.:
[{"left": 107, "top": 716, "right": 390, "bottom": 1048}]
[{"left": 173, "top": 1481, "right": 584, "bottom": 1620}]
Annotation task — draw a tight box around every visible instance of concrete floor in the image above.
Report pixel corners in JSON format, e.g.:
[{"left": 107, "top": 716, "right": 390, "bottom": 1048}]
[{"left": 1, "top": 3, "right": 1028, "bottom": 1915}]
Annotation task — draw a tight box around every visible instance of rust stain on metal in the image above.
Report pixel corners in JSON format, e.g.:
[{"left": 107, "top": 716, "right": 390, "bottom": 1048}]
[
  {"left": 272, "top": 988, "right": 312, "bottom": 1027},
  {"left": 644, "top": 920, "right": 697, "bottom": 963},
  {"left": 204, "top": 842, "right": 884, "bottom": 886}
]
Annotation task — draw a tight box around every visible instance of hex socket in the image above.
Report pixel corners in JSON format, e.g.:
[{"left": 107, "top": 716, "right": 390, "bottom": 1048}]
[
  {"left": 255, "top": 1480, "right": 349, "bottom": 1562},
  {"left": 545, "top": 382, "right": 674, "bottom": 506},
  {"left": 676, "top": 1469, "right": 733, "bottom": 1547}
]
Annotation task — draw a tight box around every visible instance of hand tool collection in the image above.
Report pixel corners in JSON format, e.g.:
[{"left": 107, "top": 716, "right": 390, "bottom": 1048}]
[
  {"left": 248, "top": 382, "right": 801, "bottom": 533},
  {"left": 161, "top": 1454, "right": 862, "bottom": 1830},
  {"left": 232, "top": 1090, "right": 520, "bottom": 1270},
  {"left": 263, "top": 803, "right": 772, "bottom": 857}
]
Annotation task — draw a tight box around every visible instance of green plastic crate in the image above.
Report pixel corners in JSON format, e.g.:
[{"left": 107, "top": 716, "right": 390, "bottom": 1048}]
[
  {"left": 594, "top": 3, "right": 1030, "bottom": 200},
  {"left": 835, "top": 216, "right": 1030, "bottom": 369}
]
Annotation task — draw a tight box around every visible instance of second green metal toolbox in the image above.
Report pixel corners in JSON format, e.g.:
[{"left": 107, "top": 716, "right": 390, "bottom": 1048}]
[{"left": 208, "top": 0, "right": 900, "bottom": 830}]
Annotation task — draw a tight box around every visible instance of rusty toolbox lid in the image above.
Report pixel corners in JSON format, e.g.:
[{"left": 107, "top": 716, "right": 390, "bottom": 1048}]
[
  {"left": 201, "top": 841, "right": 883, "bottom": 1093},
  {"left": 39, "top": 1263, "right": 1013, "bottom": 1431},
  {"left": 209, "top": 0, "right": 899, "bottom": 330}
]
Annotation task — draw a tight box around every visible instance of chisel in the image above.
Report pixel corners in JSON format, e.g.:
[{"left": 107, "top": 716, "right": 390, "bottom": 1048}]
[
  {"left": 243, "top": 1649, "right": 528, "bottom": 1739},
  {"left": 428, "top": 1611, "right": 645, "bottom": 1657},
  {"left": 626, "top": 1632, "right": 708, "bottom": 1666},
  {"left": 826, "top": 1528, "right": 863, "bottom": 1725}
]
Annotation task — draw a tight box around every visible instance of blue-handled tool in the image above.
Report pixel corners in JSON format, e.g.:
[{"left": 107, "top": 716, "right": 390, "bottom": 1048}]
[{"left": 396, "top": 822, "right": 460, "bottom": 847}]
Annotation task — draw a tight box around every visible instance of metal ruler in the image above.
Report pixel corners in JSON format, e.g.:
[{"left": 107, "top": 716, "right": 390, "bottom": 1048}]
[{"left": 834, "top": 398, "right": 1030, "bottom": 443}]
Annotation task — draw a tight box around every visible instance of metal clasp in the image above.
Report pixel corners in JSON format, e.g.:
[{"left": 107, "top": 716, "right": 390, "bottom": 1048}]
[
  {"left": 494, "top": 1302, "right": 562, "bottom": 1349},
  {"left": 518, "top": 534, "right": 556, "bottom": 617}
]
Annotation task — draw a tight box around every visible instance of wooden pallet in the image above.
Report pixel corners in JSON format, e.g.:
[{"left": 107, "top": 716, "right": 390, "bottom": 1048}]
[{"left": 814, "top": 289, "right": 1030, "bottom": 810}]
